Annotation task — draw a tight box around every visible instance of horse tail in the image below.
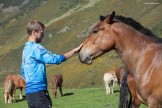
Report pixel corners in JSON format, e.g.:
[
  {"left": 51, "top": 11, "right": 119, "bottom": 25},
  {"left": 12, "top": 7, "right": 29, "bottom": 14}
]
[
  {"left": 119, "top": 70, "right": 129, "bottom": 108},
  {"left": 4, "top": 79, "right": 14, "bottom": 103},
  {"left": 5, "top": 80, "right": 12, "bottom": 93},
  {"left": 128, "top": 95, "right": 133, "bottom": 108}
]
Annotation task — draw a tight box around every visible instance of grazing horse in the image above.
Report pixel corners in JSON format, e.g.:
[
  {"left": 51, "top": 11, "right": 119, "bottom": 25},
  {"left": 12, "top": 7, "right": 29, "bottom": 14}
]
[
  {"left": 52, "top": 74, "right": 63, "bottom": 97},
  {"left": 115, "top": 66, "right": 141, "bottom": 108},
  {"left": 4, "top": 74, "right": 26, "bottom": 103},
  {"left": 78, "top": 11, "right": 162, "bottom": 107},
  {"left": 4, "top": 79, "right": 15, "bottom": 103},
  {"left": 103, "top": 72, "right": 118, "bottom": 95}
]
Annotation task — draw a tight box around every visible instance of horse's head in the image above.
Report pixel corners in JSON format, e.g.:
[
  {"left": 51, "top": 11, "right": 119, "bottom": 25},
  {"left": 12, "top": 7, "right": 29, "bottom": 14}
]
[{"left": 79, "top": 11, "right": 116, "bottom": 64}]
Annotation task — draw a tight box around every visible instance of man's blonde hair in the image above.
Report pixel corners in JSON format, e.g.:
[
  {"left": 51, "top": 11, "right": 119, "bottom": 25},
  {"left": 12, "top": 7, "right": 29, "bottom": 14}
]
[{"left": 27, "top": 21, "right": 45, "bottom": 36}]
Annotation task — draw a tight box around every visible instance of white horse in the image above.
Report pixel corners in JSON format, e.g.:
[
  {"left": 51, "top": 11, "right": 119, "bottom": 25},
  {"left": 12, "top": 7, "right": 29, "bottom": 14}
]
[{"left": 103, "top": 72, "right": 118, "bottom": 95}]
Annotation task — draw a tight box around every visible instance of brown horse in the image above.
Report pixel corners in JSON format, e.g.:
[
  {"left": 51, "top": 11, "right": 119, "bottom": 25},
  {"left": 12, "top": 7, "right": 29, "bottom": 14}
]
[
  {"left": 115, "top": 66, "right": 141, "bottom": 108},
  {"left": 78, "top": 11, "right": 162, "bottom": 107},
  {"left": 52, "top": 74, "right": 63, "bottom": 97},
  {"left": 4, "top": 74, "right": 26, "bottom": 103}
]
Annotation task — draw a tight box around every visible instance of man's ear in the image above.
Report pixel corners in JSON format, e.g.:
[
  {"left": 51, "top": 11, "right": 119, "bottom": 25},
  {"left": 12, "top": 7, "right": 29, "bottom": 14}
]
[
  {"left": 32, "top": 30, "right": 35, "bottom": 35},
  {"left": 32, "top": 30, "right": 37, "bottom": 37}
]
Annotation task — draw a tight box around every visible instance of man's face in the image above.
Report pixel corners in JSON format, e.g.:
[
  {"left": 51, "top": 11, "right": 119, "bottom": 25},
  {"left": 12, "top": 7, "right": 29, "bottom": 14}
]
[{"left": 34, "top": 29, "right": 44, "bottom": 43}]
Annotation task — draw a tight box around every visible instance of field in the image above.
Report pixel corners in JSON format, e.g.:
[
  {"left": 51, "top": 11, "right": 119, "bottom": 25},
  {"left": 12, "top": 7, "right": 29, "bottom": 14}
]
[
  {"left": 0, "top": 1, "right": 161, "bottom": 107},
  {"left": 0, "top": 87, "right": 147, "bottom": 108}
]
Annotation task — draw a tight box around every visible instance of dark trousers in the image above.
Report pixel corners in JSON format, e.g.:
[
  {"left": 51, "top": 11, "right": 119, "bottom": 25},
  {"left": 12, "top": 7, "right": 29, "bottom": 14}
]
[{"left": 26, "top": 90, "right": 52, "bottom": 108}]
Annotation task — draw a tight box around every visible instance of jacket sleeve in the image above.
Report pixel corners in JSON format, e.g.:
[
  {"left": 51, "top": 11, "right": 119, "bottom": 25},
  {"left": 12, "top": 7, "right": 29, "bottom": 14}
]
[{"left": 34, "top": 45, "right": 66, "bottom": 64}]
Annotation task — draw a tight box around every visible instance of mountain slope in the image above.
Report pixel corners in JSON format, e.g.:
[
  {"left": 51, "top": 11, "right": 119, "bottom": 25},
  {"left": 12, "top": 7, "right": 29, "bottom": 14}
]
[{"left": 0, "top": 0, "right": 162, "bottom": 88}]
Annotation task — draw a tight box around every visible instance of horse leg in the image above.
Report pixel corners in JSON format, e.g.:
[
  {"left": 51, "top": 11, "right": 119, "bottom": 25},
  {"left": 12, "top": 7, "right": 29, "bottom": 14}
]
[
  {"left": 104, "top": 81, "right": 109, "bottom": 95},
  {"left": 128, "top": 91, "right": 141, "bottom": 108},
  {"left": 112, "top": 80, "right": 115, "bottom": 87},
  {"left": 20, "top": 88, "right": 23, "bottom": 100},
  {"left": 8, "top": 93, "right": 12, "bottom": 103},
  {"left": 133, "top": 98, "right": 141, "bottom": 108},
  {"left": 53, "top": 87, "right": 57, "bottom": 98},
  {"left": 4, "top": 92, "right": 7, "bottom": 103},
  {"left": 112, "top": 87, "right": 114, "bottom": 94},
  {"left": 59, "top": 86, "right": 63, "bottom": 97},
  {"left": 112, "top": 80, "right": 115, "bottom": 94},
  {"left": 5, "top": 97, "right": 7, "bottom": 103},
  {"left": 55, "top": 88, "right": 57, "bottom": 97},
  {"left": 110, "top": 84, "right": 114, "bottom": 94},
  {"left": 107, "top": 83, "right": 110, "bottom": 95},
  {"left": 4, "top": 93, "right": 6, "bottom": 103},
  {"left": 111, "top": 86, "right": 114, "bottom": 94},
  {"left": 115, "top": 81, "right": 118, "bottom": 86},
  {"left": 12, "top": 93, "right": 15, "bottom": 102},
  {"left": 12, "top": 88, "right": 16, "bottom": 102},
  {"left": 7, "top": 95, "right": 10, "bottom": 103}
]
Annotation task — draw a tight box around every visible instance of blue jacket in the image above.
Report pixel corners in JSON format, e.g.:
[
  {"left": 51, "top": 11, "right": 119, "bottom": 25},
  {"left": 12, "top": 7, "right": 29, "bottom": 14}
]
[{"left": 21, "top": 41, "right": 66, "bottom": 94}]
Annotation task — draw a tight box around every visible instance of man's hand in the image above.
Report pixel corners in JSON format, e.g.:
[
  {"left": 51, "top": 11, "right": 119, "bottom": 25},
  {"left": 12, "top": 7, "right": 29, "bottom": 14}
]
[
  {"left": 73, "top": 43, "right": 83, "bottom": 53},
  {"left": 63, "top": 43, "right": 83, "bottom": 59}
]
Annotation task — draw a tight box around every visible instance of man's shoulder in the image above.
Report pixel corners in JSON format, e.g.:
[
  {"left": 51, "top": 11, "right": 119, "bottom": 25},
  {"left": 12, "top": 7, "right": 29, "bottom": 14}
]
[
  {"left": 27, "top": 42, "right": 44, "bottom": 49},
  {"left": 36, "top": 45, "right": 46, "bottom": 52},
  {"left": 25, "top": 42, "right": 45, "bottom": 52}
]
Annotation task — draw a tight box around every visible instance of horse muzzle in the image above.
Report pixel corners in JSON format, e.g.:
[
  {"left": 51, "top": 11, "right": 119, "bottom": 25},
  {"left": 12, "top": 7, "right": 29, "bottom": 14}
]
[{"left": 78, "top": 53, "right": 93, "bottom": 64}]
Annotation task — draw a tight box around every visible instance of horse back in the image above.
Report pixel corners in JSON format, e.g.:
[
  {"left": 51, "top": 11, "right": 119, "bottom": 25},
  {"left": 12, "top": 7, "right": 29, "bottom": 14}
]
[
  {"left": 5, "top": 74, "right": 26, "bottom": 89},
  {"left": 103, "top": 72, "right": 115, "bottom": 82}
]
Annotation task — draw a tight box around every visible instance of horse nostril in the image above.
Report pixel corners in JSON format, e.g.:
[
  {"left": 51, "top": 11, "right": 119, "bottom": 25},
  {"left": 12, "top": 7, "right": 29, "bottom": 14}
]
[{"left": 85, "top": 57, "right": 92, "bottom": 64}]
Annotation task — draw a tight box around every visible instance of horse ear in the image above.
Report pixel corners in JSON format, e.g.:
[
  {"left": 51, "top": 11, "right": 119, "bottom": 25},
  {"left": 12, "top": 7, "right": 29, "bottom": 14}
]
[
  {"left": 100, "top": 15, "right": 106, "bottom": 21},
  {"left": 107, "top": 11, "right": 115, "bottom": 24}
]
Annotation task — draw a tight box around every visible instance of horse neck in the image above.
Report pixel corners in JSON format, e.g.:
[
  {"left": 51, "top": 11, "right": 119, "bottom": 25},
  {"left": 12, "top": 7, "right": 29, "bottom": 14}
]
[
  {"left": 13, "top": 75, "right": 26, "bottom": 88},
  {"left": 112, "top": 23, "right": 156, "bottom": 75}
]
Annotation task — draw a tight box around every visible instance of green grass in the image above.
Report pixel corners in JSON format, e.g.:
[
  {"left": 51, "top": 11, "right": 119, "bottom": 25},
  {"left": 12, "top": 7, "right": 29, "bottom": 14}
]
[
  {"left": 53, "top": 87, "right": 119, "bottom": 108},
  {"left": 0, "top": 87, "right": 147, "bottom": 108}
]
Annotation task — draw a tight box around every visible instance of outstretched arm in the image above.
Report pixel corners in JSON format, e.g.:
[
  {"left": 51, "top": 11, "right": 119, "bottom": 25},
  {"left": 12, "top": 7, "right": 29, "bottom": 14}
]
[{"left": 63, "top": 43, "right": 83, "bottom": 59}]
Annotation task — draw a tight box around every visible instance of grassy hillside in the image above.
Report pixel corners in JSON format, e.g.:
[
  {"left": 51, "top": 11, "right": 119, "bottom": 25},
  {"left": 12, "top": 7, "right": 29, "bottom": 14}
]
[{"left": 0, "top": 0, "right": 162, "bottom": 88}]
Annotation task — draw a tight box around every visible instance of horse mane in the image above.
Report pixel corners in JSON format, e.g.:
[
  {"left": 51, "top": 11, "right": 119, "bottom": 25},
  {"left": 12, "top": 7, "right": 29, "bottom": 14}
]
[
  {"left": 17, "top": 74, "right": 25, "bottom": 81},
  {"left": 114, "top": 15, "right": 162, "bottom": 42}
]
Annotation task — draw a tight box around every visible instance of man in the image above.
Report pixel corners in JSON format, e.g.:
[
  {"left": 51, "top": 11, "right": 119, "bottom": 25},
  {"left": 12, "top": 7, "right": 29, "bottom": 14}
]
[{"left": 21, "top": 21, "right": 82, "bottom": 108}]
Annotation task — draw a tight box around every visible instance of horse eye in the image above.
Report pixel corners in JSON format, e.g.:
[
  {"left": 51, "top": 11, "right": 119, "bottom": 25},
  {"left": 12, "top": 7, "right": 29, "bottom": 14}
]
[{"left": 93, "top": 30, "right": 98, "bottom": 34}]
